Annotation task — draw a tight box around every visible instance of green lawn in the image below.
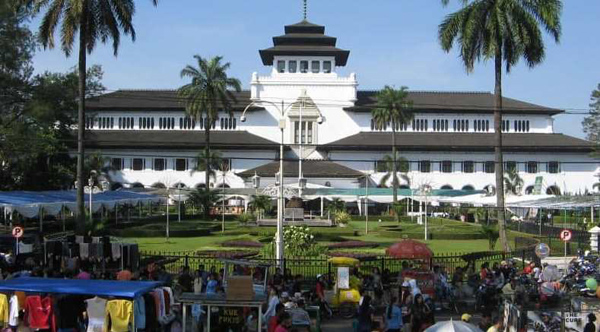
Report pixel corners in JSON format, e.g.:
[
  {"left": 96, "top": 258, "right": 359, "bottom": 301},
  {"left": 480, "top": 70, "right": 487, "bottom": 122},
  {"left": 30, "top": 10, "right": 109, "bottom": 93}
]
[{"left": 126, "top": 217, "right": 537, "bottom": 255}]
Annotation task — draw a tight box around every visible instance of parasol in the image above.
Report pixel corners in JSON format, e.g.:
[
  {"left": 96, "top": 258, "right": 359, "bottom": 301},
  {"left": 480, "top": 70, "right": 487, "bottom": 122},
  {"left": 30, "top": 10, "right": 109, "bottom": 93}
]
[{"left": 386, "top": 239, "right": 433, "bottom": 259}]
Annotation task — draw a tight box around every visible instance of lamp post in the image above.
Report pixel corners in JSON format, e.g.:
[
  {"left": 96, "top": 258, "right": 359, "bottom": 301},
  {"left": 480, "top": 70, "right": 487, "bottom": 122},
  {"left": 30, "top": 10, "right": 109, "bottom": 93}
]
[
  {"left": 88, "top": 176, "right": 94, "bottom": 224},
  {"left": 240, "top": 98, "right": 323, "bottom": 264},
  {"left": 420, "top": 184, "right": 432, "bottom": 240}
]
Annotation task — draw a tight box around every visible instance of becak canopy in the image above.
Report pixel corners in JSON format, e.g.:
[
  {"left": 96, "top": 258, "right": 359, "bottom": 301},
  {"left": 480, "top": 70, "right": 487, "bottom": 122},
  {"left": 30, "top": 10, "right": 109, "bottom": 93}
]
[{"left": 386, "top": 239, "right": 433, "bottom": 259}]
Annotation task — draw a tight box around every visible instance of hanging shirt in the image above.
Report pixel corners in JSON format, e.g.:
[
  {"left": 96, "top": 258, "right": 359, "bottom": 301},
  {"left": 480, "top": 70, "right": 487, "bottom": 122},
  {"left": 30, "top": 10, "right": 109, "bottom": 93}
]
[
  {"left": 133, "top": 297, "right": 146, "bottom": 330},
  {"left": 25, "top": 295, "right": 53, "bottom": 330},
  {"left": 15, "top": 292, "right": 26, "bottom": 311},
  {"left": 8, "top": 295, "right": 19, "bottom": 327},
  {"left": 54, "top": 295, "right": 85, "bottom": 330},
  {"left": 86, "top": 297, "right": 107, "bottom": 332},
  {"left": 0, "top": 294, "right": 9, "bottom": 323},
  {"left": 104, "top": 300, "right": 133, "bottom": 332}
]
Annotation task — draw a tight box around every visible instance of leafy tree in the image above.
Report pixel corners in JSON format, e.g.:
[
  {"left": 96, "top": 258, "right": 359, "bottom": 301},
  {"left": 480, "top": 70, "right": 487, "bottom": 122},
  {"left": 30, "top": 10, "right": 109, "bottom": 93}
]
[
  {"left": 192, "top": 150, "right": 223, "bottom": 189},
  {"left": 377, "top": 154, "right": 410, "bottom": 188},
  {"left": 178, "top": 56, "right": 242, "bottom": 218},
  {"left": 30, "top": 0, "right": 159, "bottom": 234},
  {"left": 188, "top": 188, "right": 219, "bottom": 217},
  {"left": 439, "top": 0, "right": 562, "bottom": 251},
  {"left": 504, "top": 168, "right": 524, "bottom": 195},
  {"left": 326, "top": 197, "right": 346, "bottom": 217},
  {"left": 250, "top": 195, "right": 272, "bottom": 219},
  {"left": 480, "top": 225, "right": 500, "bottom": 250},
  {"left": 372, "top": 86, "right": 413, "bottom": 203},
  {"left": 84, "top": 152, "right": 115, "bottom": 188},
  {"left": 583, "top": 84, "right": 600, "bottom": 157}
]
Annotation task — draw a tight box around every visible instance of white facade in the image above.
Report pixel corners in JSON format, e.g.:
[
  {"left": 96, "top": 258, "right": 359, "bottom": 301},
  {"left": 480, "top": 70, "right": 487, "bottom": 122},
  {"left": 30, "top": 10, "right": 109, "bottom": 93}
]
[{"left": 83, "top": 19, "right": 599, "bottom": 196}]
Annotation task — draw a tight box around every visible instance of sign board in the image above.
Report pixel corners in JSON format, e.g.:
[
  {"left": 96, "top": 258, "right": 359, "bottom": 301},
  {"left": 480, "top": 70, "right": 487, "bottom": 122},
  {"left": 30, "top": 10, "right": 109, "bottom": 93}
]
[
  {"left": 12, "top": 227, "right": 23, "bottom": 239},
  {"left": 560, "top": 229, "right": 572, "bottom": 242},
  {"left": 337, "top": 267, "right": 350, "bottom": 289},
  {"left": 533, "top": 176, "right": 544, "bottom": 195}
]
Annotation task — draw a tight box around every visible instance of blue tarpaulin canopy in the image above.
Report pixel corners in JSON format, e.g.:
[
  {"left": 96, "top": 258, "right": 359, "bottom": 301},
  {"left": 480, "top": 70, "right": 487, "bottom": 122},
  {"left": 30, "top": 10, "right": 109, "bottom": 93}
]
[
  {"left": 0, "top": 278, "right": 162, "bottom": 298},
  {"left": 0, "top": 190, "right": 163, "bottom": 218}
]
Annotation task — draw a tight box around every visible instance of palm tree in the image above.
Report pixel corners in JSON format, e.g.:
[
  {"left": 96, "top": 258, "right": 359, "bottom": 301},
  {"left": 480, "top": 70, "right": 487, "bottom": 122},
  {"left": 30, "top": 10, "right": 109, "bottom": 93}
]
[
  {"left": 31, "top": 0, "right": 159, "bottom": 235},
  {"left": 251, "top": 195, "right": 272, "bottom": 219},
  {"left": 439, "top": 0, "right": 562, "bottom": 251},
  {"left": 178, "top": 56, "right": 242, "bottom": 219},
  {"left": 326, "top": 197, "right": 346, "bottom": 216},
  {"left": 377, "top": 154, "right": 410, "bottom": 189},
  {"left": 372, "top": 86, "right": 413, "bottom": 204},
  {"left": 192, "top": 150, "right": 223, "bottom": 187},
  {"left": 504, "top": 168, "right": 524, "bottom": 196},
  {"left": 84, "top": 152, "right": 115, "bottom": 187}
]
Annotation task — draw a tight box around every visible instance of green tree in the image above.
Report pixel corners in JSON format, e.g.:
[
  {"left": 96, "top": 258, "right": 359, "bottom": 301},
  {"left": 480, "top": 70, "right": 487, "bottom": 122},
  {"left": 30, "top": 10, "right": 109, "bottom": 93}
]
[
  {"left": 31, "top": 0, "right": 159, "bottom": 235},
  {"left": 504, "top": 168, "right": 524, "bottom": 195},
  {"left": 377, "top": 154, "right": 410, "bottom": 189},
  {"left": 84, "top": 152, "right": 115, "bottom": 187},
  {"left": 583, "top": 84, "right": 600, "bottom": 157},
  {"left": 192, "top": 150, "right": 223, "bottom": 189},
  {"left": 372, "top": 86, "right": 413, "bottom": 204},
  {"left": 439, "top": 0, "right": 562, "bottom": 251},
  {"left": 326, "top": 197, "right": 345, "bottom": 217},
  {"left": 250, "top": 195, "right": 272, "bottom": 219},
  {"left": 178, "top": 56, "right": 242, "bottom": 218},
  {"left": 188, "top": 188, "right": 219, "bottom": 217},
  {"left": 480, "top": 225, "right": 500, "bottom": 250}
]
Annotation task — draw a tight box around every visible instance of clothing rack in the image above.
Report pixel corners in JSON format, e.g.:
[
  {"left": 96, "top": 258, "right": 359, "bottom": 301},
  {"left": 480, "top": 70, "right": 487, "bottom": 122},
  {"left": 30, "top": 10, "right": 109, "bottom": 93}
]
[{"left": 43, "top": 238, "right": 139, "bottom": 272}]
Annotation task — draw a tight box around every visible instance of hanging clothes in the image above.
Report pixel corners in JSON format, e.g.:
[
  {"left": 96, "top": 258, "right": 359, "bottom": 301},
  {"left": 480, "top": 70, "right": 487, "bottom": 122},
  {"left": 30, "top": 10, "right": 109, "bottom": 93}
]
[
  {"left": 0, "top": 294, "right": 9, "bottom": 324},
  {"left": 75, "top": 235, "right": 84, "bottom": 244},
  {"left": 86, "top": 296, "right": 107, "bottom": 332},
  {"left": 142, "top": 293, "right": 158, "bottom": 332},
  {"left": 133, "top": 297, "right": 145, "bottom": 330},
  {"left": 8, "top": 295, "right": 18, "bottom": 328},
  {"left": 15, "top": 292, "right": 25, "bottom": 311},
  {"left": 80, "top": 243, "right": 89, "bottom": 259},
  {"left": 53, "top": 295, "right": 85, "bottom": 331},
  {"left": 104, "top": 300, "right": 133, "bottom": 332},
  {"left": 111, "top": 244, "right": 121, "bottom": 260},
  {"left": 24, "top": 295, "right": 53, "bottom": 330}
]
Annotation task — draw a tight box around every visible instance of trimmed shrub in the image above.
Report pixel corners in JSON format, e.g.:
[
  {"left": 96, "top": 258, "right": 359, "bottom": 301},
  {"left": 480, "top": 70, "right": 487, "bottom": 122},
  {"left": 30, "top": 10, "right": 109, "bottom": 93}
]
[
  {"left": 221, "top": 240, "right": 263, "bottom": 248},
  {"left": 326, "top": 252, "right": 378, "bottom": 261},
  {"left": 194, "top": 251, "right": 259, "bottom": 259},
  {"left": 326, "top": 241, "right": 379, "bottom": 250}
]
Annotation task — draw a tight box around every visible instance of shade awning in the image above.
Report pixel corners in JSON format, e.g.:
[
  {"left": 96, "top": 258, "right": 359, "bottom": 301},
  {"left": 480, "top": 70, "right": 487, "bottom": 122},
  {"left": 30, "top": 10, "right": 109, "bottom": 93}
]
[{"left": 0, "top": 278, "right": 162, "bottom": 298}]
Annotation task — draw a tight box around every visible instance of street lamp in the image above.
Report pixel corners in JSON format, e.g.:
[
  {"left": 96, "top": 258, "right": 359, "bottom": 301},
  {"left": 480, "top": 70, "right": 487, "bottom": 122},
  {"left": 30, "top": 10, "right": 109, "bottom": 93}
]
[
  {"left": 420, "top": 184, "right": 432, "bottom": 240},
  {"left": 240, "top": 97, "right": 324, "bottom": 263},
  {"left": 88, "top": 176, "right": 94, "bottom": 224}
]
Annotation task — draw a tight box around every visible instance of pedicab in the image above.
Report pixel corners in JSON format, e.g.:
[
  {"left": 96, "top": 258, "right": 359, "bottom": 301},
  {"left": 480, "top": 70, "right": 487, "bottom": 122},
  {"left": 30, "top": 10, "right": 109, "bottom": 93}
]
[{"left": 327, "top": 256, "right": 362, "bottom": 318}]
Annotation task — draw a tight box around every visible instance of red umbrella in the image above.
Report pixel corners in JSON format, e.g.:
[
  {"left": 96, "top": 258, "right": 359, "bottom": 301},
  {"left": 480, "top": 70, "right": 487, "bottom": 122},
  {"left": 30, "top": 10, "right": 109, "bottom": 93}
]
[{"left": 386, "top": 239, "right": 433, "bottom": 259}]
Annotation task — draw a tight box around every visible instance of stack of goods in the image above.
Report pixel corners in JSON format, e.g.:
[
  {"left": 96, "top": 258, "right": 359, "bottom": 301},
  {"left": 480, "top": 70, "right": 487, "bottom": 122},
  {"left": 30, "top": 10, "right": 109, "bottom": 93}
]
[
  {"left": 226, "top": 276, "right": 255, "bottom": 300},
  {"left": 0, "top": 286, "right": 173, "bottom": 332}
]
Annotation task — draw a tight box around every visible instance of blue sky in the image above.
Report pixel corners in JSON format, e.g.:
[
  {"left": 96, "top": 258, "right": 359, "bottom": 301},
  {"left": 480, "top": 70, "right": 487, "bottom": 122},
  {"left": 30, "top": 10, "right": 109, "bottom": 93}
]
[{"left": 28, "top": 0, "right": 599, "bottom": 138}]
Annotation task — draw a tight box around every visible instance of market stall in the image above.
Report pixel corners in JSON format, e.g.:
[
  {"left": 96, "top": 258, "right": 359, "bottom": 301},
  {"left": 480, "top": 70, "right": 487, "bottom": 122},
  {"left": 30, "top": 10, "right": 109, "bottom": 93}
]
[{"left": 0, "top": 278, "right": 169, "bottom": 331}]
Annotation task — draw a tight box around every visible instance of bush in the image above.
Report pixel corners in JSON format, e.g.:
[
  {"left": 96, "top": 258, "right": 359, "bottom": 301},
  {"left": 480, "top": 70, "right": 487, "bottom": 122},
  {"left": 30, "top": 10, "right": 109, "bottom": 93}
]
[
  {"left": 237, "top": 213, "right": 255, "bottom": 225},
  {"left": 194, "top": 251, "right": 259, "bottom": 259},
  {"left": 326, "top": 252, "right": 378, "bottom": 261},
  {"left": 221, "top": 240, "right": 263, "bottom": 248},
  {"left": 334, "top": 211, "right": 351, "bottom": 225}
]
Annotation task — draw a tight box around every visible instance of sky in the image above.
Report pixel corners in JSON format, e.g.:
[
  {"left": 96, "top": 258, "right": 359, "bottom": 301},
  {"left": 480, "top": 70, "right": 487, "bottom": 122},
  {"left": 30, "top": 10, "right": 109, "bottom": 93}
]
[{"left": 28, "top": 0, "right": 600, "bottom": 139}]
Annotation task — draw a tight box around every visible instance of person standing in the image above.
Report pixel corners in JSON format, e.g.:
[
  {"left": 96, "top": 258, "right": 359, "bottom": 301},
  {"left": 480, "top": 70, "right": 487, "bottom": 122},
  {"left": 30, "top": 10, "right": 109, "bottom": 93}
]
[
  {"left": 411, "top": 294, "right": 432, "bottom": 332},
  {"left": 357, "top": 295, "right": 374, "bottom": 332},
  {"left": 584, "top": 313, "right": 596, "bottom": 332},
  {"left": 385, "top": 296, "right": 403, "bottom": 332}
]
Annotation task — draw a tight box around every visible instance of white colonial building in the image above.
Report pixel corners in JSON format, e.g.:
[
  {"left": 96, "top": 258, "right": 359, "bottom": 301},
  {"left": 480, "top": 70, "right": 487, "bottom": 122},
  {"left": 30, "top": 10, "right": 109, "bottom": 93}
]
[{"left": 82, "top": 19, "right": 598, "bottom": 200}]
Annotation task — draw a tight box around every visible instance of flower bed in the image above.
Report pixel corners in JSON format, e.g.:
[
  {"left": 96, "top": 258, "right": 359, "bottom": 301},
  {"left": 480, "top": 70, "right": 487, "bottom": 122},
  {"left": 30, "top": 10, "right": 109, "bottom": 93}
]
[
  {"left": 326, "top": 241, "right": 379, "bottom": 250},
  {"left": 194, "top": 251, "right": 259, "bottom": 259},
  {"left": 221, "top": 240, "right": 264, "bottom": 248},
  {"left": 326, "top": 252, "right": 378, "bottom": 261}
]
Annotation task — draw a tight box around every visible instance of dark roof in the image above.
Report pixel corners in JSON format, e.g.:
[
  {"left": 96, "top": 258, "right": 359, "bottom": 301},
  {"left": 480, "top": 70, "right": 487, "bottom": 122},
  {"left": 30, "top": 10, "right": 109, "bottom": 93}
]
[
  {"left": 81, "top": 130, "right": 279, "bottom": 149},
  {"left": 259, "top": 20, "right": 350, "bottom": 66},
  {"left": 86, "top": 90, "right": 262, "bottom": 112},
  {"left": 238, "top": 160, "right": 363, "bottom": 178},
  {"left": 324, "top": 132, "right": 595, "bottom": 153},
  {"left": 346, "top": 91, "right": 563, "bottom": 115}
]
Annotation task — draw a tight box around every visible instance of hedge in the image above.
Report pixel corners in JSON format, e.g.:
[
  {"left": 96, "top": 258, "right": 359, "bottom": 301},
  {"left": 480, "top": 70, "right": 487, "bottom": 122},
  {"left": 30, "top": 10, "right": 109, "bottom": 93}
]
[
  {"left": 108, "top": 228, "right": 213, "bottom": 238},
  {"left": 378, "top": 230, "right": 485, "bottom": 240}
]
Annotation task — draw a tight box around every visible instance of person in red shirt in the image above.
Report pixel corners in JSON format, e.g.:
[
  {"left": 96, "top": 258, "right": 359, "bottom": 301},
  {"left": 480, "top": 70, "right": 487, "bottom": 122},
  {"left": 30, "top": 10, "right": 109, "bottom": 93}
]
[
  {"left": 274, "top": 312, "right": 292, "bottom": 332},
  {"left": 480, "top": 262, "right": 490, "bottom": 280},
  {"left": 523, "top": 262, "right": 535, "bottom": 275},
  {"left": 268, "top": 304, "right": 285, "bottom": 332},
  {"left": 315, "top": 275, "right": 332, "bottom": 318}
]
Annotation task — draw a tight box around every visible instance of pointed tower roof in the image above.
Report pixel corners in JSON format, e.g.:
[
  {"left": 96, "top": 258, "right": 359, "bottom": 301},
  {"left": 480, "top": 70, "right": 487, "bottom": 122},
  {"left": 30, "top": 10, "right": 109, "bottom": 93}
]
[{"left": 259, "top": 20, "right": 350, "bottom": 66}]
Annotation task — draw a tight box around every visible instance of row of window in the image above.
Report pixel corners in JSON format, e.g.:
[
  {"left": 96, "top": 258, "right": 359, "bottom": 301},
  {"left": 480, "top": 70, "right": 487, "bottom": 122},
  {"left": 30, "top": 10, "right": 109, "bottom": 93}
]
[
  {"left": 378, "top": 160, "right": 561, "bottom": 174},
  {"left": 84, "top": 116, "right": 238, "bottom": 130},
  {"left": 370, "top": 118, "right": 532, "bottom": 132},
  {"left": 294, "top": 121, "right": 314, "bottom": 144},
  {"left": 112, "top": 158, "right": 231, "bottom": 172},
  {"left": 277, "top": 60, "right": 333, "bottom": 74}
]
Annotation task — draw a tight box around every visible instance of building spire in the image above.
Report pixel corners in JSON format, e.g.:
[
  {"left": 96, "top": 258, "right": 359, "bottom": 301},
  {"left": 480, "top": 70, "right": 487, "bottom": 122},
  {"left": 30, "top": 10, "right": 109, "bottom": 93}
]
[{"left": 303, "top": 0, "right": 307, "bottom": 20}]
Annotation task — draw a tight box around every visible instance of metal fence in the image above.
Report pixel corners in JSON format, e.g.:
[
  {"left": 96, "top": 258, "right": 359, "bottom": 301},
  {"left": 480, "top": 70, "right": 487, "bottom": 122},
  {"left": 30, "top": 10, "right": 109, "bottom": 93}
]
[{"left": 140, "top": 246, "right": 537, "bottom": 280}]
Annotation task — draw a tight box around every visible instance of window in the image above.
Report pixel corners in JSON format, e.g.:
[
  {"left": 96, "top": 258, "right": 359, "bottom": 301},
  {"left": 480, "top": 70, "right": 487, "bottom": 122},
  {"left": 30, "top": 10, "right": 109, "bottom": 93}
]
[
  {"left": 527, "top": 161, "right": 538, "bottom": 174},
  {"left": 484, "top": 161, "right": 495, "bottom": 174},
  {"left": 323, "top": 61, "right": 332, "bottom": 73},
  {"left": 175, "top": 158, "right": 187, "bottom": 172},
  {"left": 462, "top": 161, "right": 474, "bottom": 173},
  {"left": 288, "top": 61, "right": 297, "bottom": 73},
  {"left": 111, "top": 158, "right": 123, "bottom": 171},
  {"left": 441, "top": 160, "right": 453, "bottom": 173},
  {"left": 294, "top": 122, "right": 300, "bottom": 143},
  {"left": 132, "top": 158, "right": 145, "bottom": 171},
  {"left": 548, "top": 161, "right": 560, "bottom": 174},
  {"left": 419, "top": 161, "right": 431, "bottom": 173},
  {"left": 505, "top": 161, "right": 517, "bottom": 172},
  {"left": 294, "top": 121, "right": 315, "bottom": 144},
  {"left": 154, "top": 158, "right": 166, "bottom": 171},
  {"left": 307, "top": 122, "right": 313, "bottom": 143},
  {"left": 277, "top": 60, "right": 285, "bottom": 73},
  {"left": 300, "top": 61, "right": 309, "bottom": 73},
  {"left": 311, "top": 61, "right": 320, "bottom": 73}
]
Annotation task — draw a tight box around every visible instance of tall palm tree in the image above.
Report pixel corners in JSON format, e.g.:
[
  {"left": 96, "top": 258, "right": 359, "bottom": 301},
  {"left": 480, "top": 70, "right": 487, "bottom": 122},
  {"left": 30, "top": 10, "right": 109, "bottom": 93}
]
[
  {"left": 178, "top": 56, "right": 242, "bottom": 219},
  {"left": 372, "top": 86, "right": 414, "bottom": 203},
  {"left": 504, "top": 168, "right": 524, "bottom": 195},
  {"left": 192, "top": 150, "right": 222, "bottom": 187},
  {"left": 439, "top": 0, "right": 562, "bottom": 251},
  {"left": 31, "top": 0, "right": 159, "bottom": 234},
  {"left": 377, "top": 154, "right": 410, "bottom": 189},
  {"left": 84, "top": 152, "right": 115, "bottom": 187}
]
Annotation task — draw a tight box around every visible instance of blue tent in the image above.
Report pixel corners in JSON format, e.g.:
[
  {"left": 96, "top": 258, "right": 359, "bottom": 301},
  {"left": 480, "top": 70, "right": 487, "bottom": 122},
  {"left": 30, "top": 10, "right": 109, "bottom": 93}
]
[{"left": 0, "top": 278, "right": 162, "bottom": 298}]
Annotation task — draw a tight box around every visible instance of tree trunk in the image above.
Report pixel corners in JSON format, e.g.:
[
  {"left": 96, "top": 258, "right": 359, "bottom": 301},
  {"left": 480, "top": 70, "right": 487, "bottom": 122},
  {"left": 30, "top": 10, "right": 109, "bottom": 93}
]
[
  {"left": 494, "top": 51, "right": 509, "bottom": 252},
  {"left": 204, "top": 119, "right": 211, "bottom": 220},
  {"left": 76, "top": 12, "right": 88, "bottom": 236}
]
